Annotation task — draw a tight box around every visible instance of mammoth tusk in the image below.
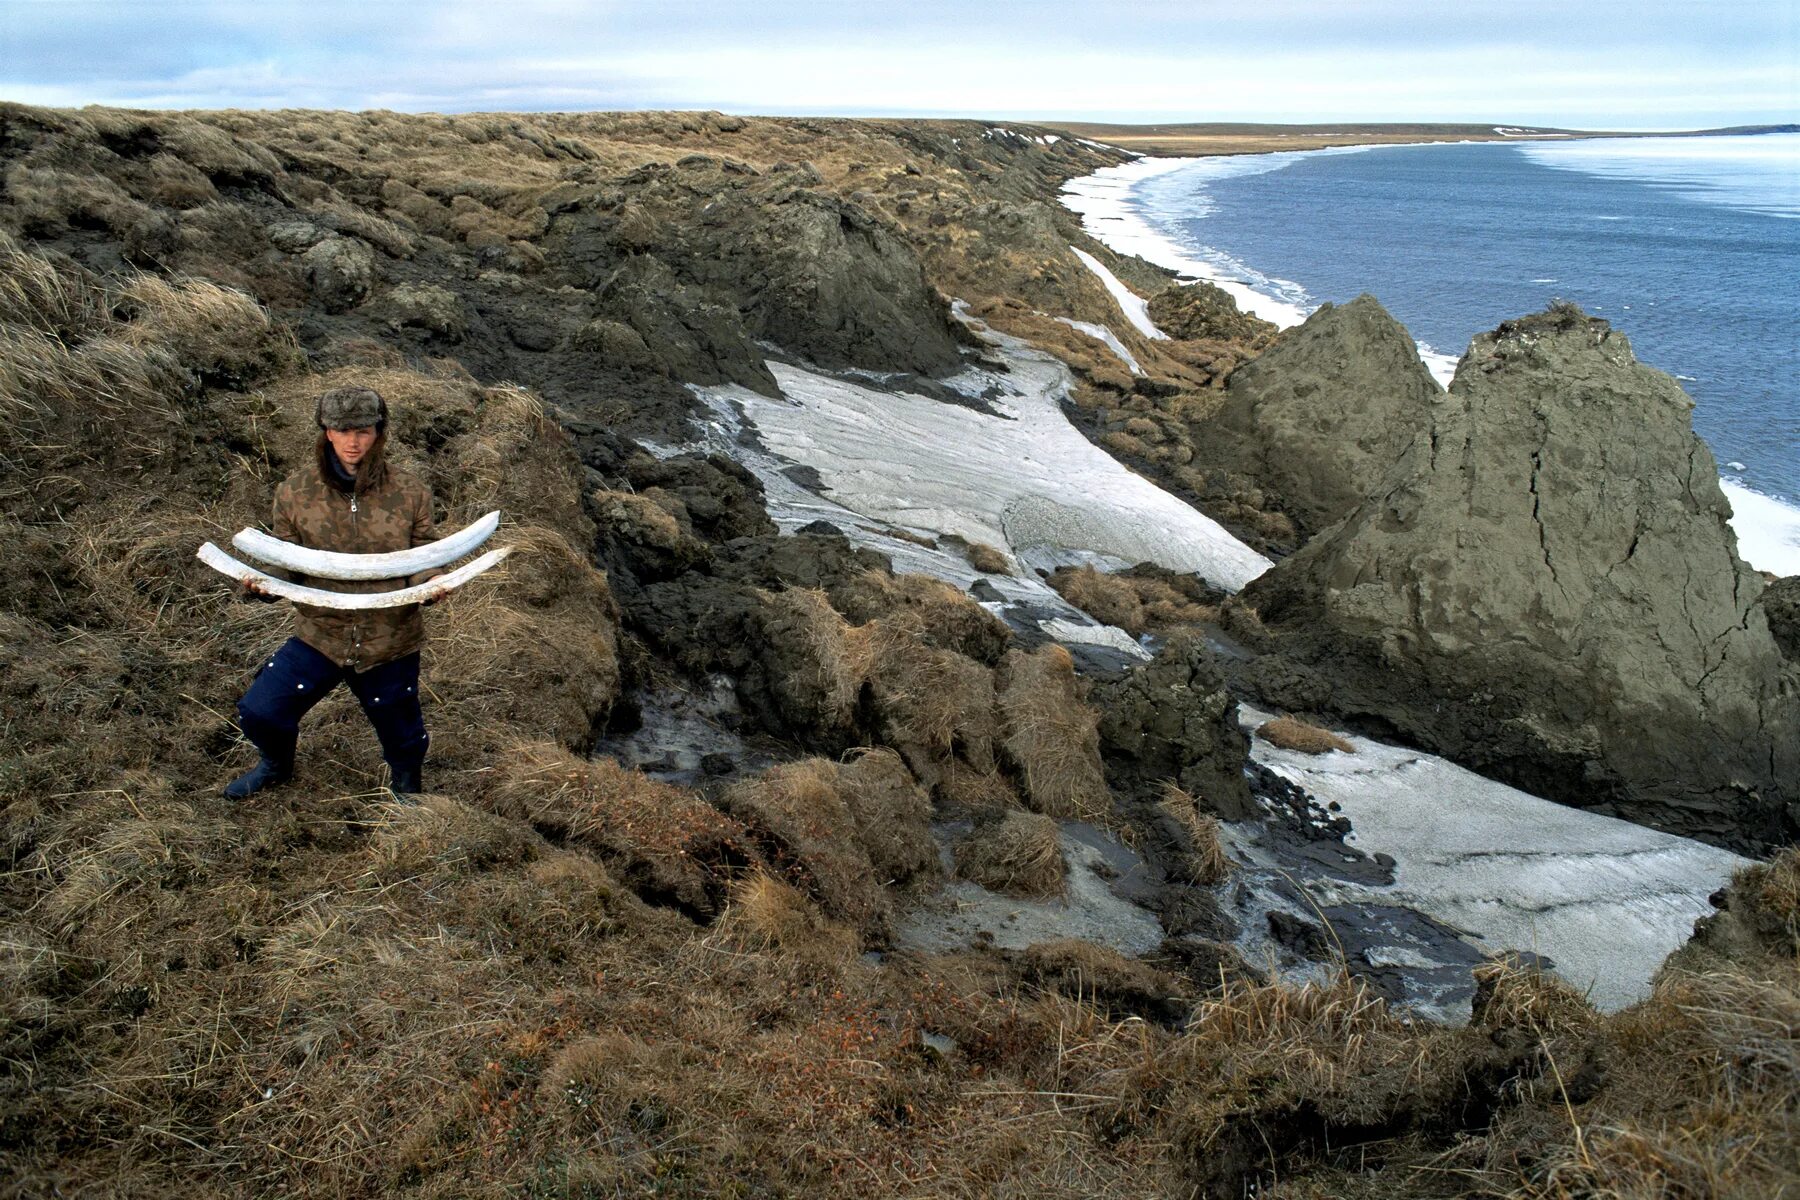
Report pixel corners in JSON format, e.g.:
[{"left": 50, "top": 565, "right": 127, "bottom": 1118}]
[
  {"left": 197, "top": 542, "right": 511, "bottom": 609},
  {"left": 231, "top": 510, "right": 501, "bottom": 580}
]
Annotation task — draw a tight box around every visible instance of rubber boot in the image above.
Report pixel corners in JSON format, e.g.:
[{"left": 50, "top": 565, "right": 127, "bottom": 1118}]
[
  {"left": 224, "top": 756, "right": 291, "bottom": 799},
  {"left": 388, "top": 761, "right": 423, "bottom": 799}
]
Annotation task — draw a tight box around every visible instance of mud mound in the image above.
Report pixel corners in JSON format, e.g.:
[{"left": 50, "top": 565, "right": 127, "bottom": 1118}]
[
  {"left": 1096, "top": 632, "right": 1256, "bottom": 821},
  {"left": 1242, "top": 303, "right": 1798, "bottom": 851},
  {"left": 1147, "top": 279, "right": 1278, "bottom": 348},
  {"left": 1761, "top": 574, "right": 1800, "bottom": 661},
  {"left": 1201, "top": 293, "right": 1443, "bottom": 540}
]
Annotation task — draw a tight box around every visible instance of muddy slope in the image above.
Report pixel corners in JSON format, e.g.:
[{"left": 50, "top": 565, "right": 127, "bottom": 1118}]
[{"left": 1240, "top": 304, "right": 1799, "bottom": 852}]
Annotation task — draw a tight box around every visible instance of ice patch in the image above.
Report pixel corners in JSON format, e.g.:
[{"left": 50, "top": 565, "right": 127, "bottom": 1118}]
[
  {"left": 696, "top": 324, "right": 1271, "bottom": 592},
  {"left": 1517, "top": 133, "right": 1800, "bottom": 220},
  {"left": 1722, "top": 479, "right": 1800, "bottom": 576},
  {"left": 1417, "top": 345, "right": 1460, "bottom": 388},
  {"left": 1053, "top": 316, "right": 1143, "bottom": 374},
  {"left": 1068, "top": 246, "right": 1168, "bottom": 340},
  {"left": 1239, "top": 705, "right": 1750, "bottom": 1012}
]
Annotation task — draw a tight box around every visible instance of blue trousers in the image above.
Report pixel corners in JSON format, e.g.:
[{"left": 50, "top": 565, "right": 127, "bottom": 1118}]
[{"left": 236, "top": 638, "right": 428, "bottom": 774}]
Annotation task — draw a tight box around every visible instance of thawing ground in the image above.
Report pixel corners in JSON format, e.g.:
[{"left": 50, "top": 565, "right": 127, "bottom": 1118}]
[
  {"left": 651, "top": 321, "right": 1745, "bottom": 1018},
  {"left": 700, "top": 321, "right": 1271, "bottom": 593},
  {"left": 1238, "top": 707, "right": 1749, "bottom": 1012}
]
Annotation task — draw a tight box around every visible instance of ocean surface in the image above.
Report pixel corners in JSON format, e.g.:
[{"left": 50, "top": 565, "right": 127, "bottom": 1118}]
[{"left": 1063, "top": 134, "right": 1800, "bottom": 575}]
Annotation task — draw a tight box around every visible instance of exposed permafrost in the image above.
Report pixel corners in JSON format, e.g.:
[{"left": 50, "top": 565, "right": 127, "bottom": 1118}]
[
  {"left": 700, "top": 321, "right": 1271, "bottom": 592},
  {"left": 1239, "top": 704, "right": 1749, "bottom": 1012}
]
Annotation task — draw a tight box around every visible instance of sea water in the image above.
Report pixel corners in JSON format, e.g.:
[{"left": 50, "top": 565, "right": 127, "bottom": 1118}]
[{"left": 1065, "top": 135, "right": 1800, "bottom": 575}]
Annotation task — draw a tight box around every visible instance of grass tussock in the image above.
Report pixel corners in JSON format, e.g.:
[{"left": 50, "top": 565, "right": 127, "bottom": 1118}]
[
  {"left": 1048, "top": 563, "right": 1218, "bottom": 636},
  {"left": 1158, "top": 784, "right": 1234, "bottom": 886},
  {"left": 1489, "top": 966, "right": 1800, "bottom": 1200},
  {"left": 721, "top": 753, "right": 938, "bottom": 938},
  {"left": 954, "top": 809, "right": 1066, "bottom": 898},
  {"left": 756, "top": 585, "right": 872, "bottom": 735},
  {"left": 834, "top": 567, "right": 1011, "bottom": 665},
  {"left": 860, "top": 611, "right": 1000, "bottom": 784},
  {"left": 1258, "top": 714, "right": 1356, "bottom": 756},
  {"left": 995, "top": 644, "right": 1112, "bottom": 821},
  {"left": 712, "top": 869, "right": 861, "bottom": 962},
  {"left": 495, "top": 743, "right": 754, "bottom": 918}
]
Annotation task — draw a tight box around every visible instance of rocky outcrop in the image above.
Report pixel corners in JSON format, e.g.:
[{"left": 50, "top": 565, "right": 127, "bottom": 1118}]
[
  {"left": 1240, "top": 304, "right": 1798, "bottom": 852},
  {"left": 1200, "top": 295, "right": 1442, "bottom": 540},
  {"left": 546, "top": 158, "right": 964, "bottom": 393},
  {"left": 1761, "top": 575, "right": 1800, "bottom": 662},
  {"left": 1147, "top": 280, "right": 1277, "bottom": 347},
  {"left": 1096, "top": 632, "right": 1257, "bottom": 821}
]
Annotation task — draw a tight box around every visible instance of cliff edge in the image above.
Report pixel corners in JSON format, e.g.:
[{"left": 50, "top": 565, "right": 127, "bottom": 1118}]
[{"left": 1241, "top": 303, "right": 1798, "bottom": 852}]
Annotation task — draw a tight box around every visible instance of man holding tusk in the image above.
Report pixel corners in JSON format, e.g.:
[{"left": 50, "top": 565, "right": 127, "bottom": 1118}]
[{"left": 225, "top": 386, "right": 447, "bottom": 800}]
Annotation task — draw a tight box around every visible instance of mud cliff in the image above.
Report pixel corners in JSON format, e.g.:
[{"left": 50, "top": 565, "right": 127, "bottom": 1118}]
[{"left": 1241, "top": 303, "right": 1799, "bottom": 851}]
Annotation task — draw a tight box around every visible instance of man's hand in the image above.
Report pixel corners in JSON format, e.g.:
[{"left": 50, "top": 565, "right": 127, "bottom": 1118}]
[
  {"left": 419, "top": 586, "right": 450, "bottom": 608},
  {"left": 239, "top": 578, "right": 278, "bottom": 602}
]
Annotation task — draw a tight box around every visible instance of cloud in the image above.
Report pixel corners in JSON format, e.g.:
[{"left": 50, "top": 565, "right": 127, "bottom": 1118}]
[{"left": 2, "top": 0, "right": 1793, "bottom": 125}]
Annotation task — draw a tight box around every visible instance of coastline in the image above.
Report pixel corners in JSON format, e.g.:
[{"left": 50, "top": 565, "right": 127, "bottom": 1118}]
[{"left": 1060, "top": 141, "right": 1800, "bottom": 577}]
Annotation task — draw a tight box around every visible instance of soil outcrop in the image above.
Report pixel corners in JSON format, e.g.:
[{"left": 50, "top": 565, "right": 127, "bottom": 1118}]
[
  {"left": 1761, "top": 575, "right": 1800, "bottom": 661},
  {"left": 1096, "top": 632, "right": 1257, "bottom": 821},
  {"left": 1241, "top": 303, "right": 1798, "bottom": 851},
  {"left": 1200, "top": 294, "right": 1443, "bottom": 540}
]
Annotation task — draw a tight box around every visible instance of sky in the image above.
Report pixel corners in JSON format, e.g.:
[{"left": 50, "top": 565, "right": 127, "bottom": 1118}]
[{"left": 3, "top": 0, "right": 1795, "bottom": 128}]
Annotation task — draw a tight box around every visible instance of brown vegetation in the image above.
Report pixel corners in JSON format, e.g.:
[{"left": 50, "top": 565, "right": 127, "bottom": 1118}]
[
  {"left": 1258, "top": 714, "right": 1356, "bottom": 756},
  {"left": 3, "top": 103, "right": 1793, "bottom": 1200},
  {"left": 995, "top": 645, "right": 1112, "bottom": 821},
  {"left": 1158, "top": 784, "right": 1234, "bottom": 886},
  {"left": 955, "top": 810, "right": 1066, "bottom": 898},
  {"left": 1048, "top": 563, "right": 1219, "bottom": 635}
]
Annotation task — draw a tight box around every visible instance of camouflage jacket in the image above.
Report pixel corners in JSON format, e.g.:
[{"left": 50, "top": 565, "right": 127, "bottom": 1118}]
[{"left": 271, "top": 464, "right": 438, "bottom": 672}]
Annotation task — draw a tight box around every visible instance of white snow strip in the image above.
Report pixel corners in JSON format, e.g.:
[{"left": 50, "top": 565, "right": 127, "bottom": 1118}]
[
  {"left": 1054, "top": 316, "right": 1143, "bottom": 374},
  {"left": 1239, "top": 705, "right": 1749, "bottom": 1012},
  {"left": 1061, "top": 158, "right": 1312, "bottom": 329},
  {"left": 1722, "top": 479, "right": 1800, "bottom": 576},
  {"left": 1069, "top": 245, "right": 1168, "bottom": 340},
  {"left": 697, "top": 329, "right": 1271, "bottom": 593}
]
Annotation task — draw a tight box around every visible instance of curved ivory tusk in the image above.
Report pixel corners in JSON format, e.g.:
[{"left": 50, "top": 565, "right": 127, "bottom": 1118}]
[
  {"left": 198, "top": 542, "right": 511, "bottom": 609},
  {"left": 230, "top": 510, "right": 501, "bottom": 580}
]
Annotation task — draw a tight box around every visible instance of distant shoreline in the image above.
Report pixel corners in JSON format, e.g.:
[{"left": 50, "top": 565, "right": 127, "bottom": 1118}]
[{"left": 1032, "top": 120, "right": 1799, "bottom": 158}]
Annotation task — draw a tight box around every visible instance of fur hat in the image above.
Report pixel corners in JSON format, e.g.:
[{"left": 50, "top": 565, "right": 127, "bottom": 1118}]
[{"left": 315, "top": 386, "right": 387, "bottom": 430}]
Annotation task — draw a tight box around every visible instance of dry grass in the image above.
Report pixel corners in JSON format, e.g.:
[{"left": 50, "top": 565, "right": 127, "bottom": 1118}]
[
  {"left": 721, "top": 758, "right": 894, "bottom": 936},
  {"left": 1158, "top": 784, "right": 1234, "bottom": 886},
  {"left": 1048, "top": 564, "right": 1218, "bottom": 636},
  {"left": 1492, "top": 966, "right": 1800, "bottom": 1200},
  {"left": 995, "top": 644, "right": 1112, "bottom": 822},
  {"left": 495, "top": 742, "right": 754, "bottom": 918},
  {"left": 1746, "top": 847, "right": 1800, "bottom": 945},
  {"left": 1258, "top": 715, "right": 1356, "bottom": 756},
  {"left": 860, "top": 612, "right": 1000, "bottom": 787},
  {"left": 757, "top": 585, "right": 872, "bottom": 734},
  {"left": 954, "top": 809, "right": 1066, "bottom": 898},
  {"left": 712, "top": 870, "right": 861, "bottom": 961},
  {"left": 834, "top": 568, "right": 1011, "bottom": 664},
  {"left": 4, "top": 101, "right": 1794, "bottom": 1200}
]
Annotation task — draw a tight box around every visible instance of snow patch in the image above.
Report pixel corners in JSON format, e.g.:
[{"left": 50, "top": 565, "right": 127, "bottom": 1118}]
[
  {"left": 1240, "top": 705, "right": 1749, "bottom": 1012},
  {"left": 693, "top": 319, "right": 1271, "bottom": 593},
  {"left": 1069, "top": 245, "right": 1169, "bottom": 340},
  {"left": 1054, "top": 316, "right": 1143, "bottom": 374}
]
